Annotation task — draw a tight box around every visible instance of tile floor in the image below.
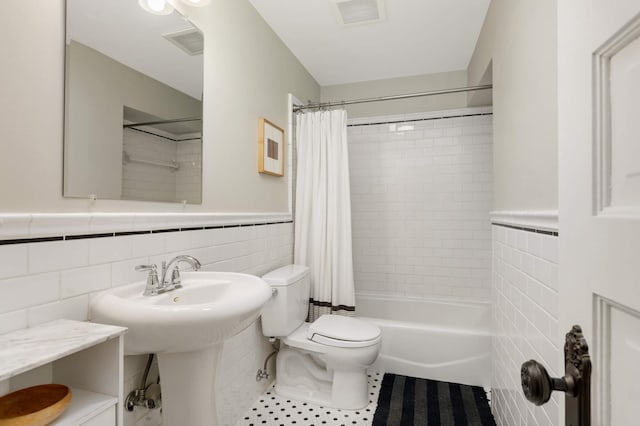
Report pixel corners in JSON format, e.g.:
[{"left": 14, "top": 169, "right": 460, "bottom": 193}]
[{"left": 236, "top": 372, "right": 383, "bottom": 426}]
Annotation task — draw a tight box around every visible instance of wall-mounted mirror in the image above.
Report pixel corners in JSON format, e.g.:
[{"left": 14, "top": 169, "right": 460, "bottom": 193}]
[{"left": 64, "top": 0, "right": 204, "bottom": 204}]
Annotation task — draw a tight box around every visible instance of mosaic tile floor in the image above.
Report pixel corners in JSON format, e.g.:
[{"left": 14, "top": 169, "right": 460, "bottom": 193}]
[{"left": 236, "top": 372, "right": 383, "bottom": 426}]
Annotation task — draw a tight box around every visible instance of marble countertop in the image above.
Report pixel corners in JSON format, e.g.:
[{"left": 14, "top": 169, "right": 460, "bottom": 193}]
[{"left": 0, "top": 319, "right": 126, "bottom": 381}]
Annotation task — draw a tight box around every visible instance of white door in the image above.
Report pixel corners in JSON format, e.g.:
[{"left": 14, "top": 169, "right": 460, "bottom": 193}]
[{"left": 559, "top": 1, "right": 640, "bottom": 425}]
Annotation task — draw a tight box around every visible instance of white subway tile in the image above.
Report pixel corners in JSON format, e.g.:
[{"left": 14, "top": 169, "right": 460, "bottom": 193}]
[
  {"left": 492, "top": 224, "right": 559, "bottom": 426},
  {"left": 89, "top": 236, "right": 133, "bottom": 264},
  {"left": 527, "top": 233, "right": 543, "bottom": 258},
  {"left": 0, "top": 309, "right": 28, "bottom": 334},
  {"left": 28, "top": 295, "right": 89, "bottom": 326},
  {"left": 0, "top": 273, "right": 59, "bottom": 313},
  {"left": 111, "top": 258, "right": 149, "bottom": 288},
  {"left": 61, "top": 264, "right": 111, "bottom": 297},
  {"left": 0, "top": 244, "right": 28, "bottom": 279},
  {"left": 29, "top": 239, "right": 89, "bottom": 273},
  {"left": 541, "top": 235, "right": 559, "bottom": 263},
  {"left": 131, "top": 233, "right": 165, "bottom": 257},
  {"left": 165, "top": 229, "right": 210, "bottom": 251}
]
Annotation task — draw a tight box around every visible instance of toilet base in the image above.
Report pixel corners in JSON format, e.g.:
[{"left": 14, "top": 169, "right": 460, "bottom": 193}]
[{"left": 275, "top": 347, "right": 371, "bottom": 409}]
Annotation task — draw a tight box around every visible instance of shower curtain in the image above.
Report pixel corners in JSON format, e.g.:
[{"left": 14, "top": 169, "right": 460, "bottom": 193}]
[{"left": 294, "top": 109, "right": 355, "bottom": 320}]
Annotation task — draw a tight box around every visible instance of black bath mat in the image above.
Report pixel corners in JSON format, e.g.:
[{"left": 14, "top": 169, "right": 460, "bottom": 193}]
[{"left": 373, "top": 374, "right": 496, "bottom": 426}]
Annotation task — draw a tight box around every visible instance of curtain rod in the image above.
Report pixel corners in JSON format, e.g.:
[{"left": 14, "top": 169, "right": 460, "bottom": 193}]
[
  {"left": 123, "top": 117, "right": 202, "bottom": 128},
  {"left": 293, "top": 84, "right": 493, "bottom": 112}
]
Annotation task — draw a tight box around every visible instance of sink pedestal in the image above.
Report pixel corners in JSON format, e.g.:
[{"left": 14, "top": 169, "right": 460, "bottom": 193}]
[{"left": 157, "top": 344, "right": 223, "bottom": 426}]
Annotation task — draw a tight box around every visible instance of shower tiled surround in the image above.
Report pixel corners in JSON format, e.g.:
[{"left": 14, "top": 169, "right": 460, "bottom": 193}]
[
  {"left": 348, "top": 107, "right": 493, "bottom": 301},
  {"left": 123, "top": 129, "right": 202, "bottom": 204},
  {"left": 491, "top": 215, "right": 560, "bottom": 426},
  {"left": 0, "top": 213, "right": 292, "bottom": 426}
]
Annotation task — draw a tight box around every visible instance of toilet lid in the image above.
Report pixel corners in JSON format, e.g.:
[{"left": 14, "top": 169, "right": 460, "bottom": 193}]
[{"left": 307, "top": 315, "right": 381, "bottom": 348}]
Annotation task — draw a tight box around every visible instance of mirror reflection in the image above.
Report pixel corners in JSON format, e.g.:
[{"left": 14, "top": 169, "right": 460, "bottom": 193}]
[{"left": 64, "top": 0, "right": 204, "bottom": 204}]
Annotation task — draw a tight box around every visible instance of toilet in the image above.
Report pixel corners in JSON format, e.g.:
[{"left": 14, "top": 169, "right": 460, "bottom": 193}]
[{"left": 261, "top": 265, "right": 382, "bottom": 409}]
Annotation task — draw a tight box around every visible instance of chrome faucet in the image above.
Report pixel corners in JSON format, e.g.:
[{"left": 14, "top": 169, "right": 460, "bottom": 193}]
[
  {"left": 135, "top": 264, "right": 161, "bottom": 296},
  {"left": 135, "top": 255, "right": 201, "bottom": 296},
  {"left": 160, "top": 255, "right": 202, "bottom": 291}
]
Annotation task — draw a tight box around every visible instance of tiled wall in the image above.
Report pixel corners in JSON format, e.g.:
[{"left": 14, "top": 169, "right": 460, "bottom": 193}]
[
  {"left": 175, "top": 140, "right": 203, "bottom": 204},
  {"left": 348, "top": 107, "right": 493, "bottom": 301},
  {"left": 491, "top": 222, "right": 561, "bottom": 426},
  {"left": 122, "top": 129, "right": 178, "bottom": 203},
  {"left": 122, "top": 130, "right": 202, "bottom": 204},
  {"left": 0, "top": 214, "right": 292, "bottom": 426}
]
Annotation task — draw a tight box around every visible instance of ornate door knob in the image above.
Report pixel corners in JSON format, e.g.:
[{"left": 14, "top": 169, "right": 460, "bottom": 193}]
[
  {"left": 520, "top": 325, "right": 591, "bottom": 426},
  {"left": 521, "top": 359, "right": 574, "bottom": 405}
]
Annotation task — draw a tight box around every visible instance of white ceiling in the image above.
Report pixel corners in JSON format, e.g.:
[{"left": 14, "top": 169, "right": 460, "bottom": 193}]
[
  {"left": 68, "top": 0, "right": 203, "bottom": 99},
  {"left": 248, "top": 0, "right": 491, "bottom": 86}
]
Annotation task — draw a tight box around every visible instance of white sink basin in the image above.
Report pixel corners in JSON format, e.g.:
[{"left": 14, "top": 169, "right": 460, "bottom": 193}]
[
  {"left": 91, "top": 271, "right": 271, "bottom": 354},
  {"left": 90, "top": 270, "right": 272, "bottom": 425}
]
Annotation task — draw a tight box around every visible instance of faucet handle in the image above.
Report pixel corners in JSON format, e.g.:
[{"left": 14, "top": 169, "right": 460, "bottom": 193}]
[
  {"left": 169, "top": 266, "right": 182, "bottom": 289},
  {"left": 136, "top": 264, "right": 160, "bottom": 296},
  {"left": 135, "top": 264, "right": 157, "bottom": 272}
]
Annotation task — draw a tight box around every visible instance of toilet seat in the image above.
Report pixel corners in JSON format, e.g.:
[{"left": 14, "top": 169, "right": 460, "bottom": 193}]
[{"left": 307, "top": 315, "right": 381, "bottom": 348}]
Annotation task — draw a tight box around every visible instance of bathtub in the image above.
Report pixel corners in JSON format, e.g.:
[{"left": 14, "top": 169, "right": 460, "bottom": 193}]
[{"left": 356, "top": 294, "right": 492, "bottom": 389}]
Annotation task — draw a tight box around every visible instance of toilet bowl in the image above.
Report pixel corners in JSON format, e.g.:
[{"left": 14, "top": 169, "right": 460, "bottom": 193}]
[{"left": 261, "top": 265, "right": 382, "bottom": 409}]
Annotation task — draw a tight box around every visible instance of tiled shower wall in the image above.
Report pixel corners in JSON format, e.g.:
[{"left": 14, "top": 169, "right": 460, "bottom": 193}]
[
  {"left": 0, "top": 214, "right": 292, "bottom": 426},
  {"left": 175, "top": 140, "right": 203, "bottom": 204},
  {"left": 492, "top": 222, "right": 561, "bottom": 426},
  {"left": 348, "top": 107, "right": 493, "bottom": 301},
  {"left": 122, "top": 130, "right": 202, "bottom": 204}
]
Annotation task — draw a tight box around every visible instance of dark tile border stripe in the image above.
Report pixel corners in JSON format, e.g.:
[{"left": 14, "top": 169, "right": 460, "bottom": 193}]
[
  {"left": 0, "top": 220, "right": 294, "bottom": 246},
  {"left": 491, "top": 222, "right": 559, "bottom": 237},
  {"left": 0, "top": 236, "right": 64, "bottom": 246},
  {"left": 114, "top": 231, "right": 152, "bottom": 237},
  {"left": 65, "top": 233, "right": 114, "bottom": 240},
  {"left": 348, "top": 112, "right": 493, "bottom": 128}
]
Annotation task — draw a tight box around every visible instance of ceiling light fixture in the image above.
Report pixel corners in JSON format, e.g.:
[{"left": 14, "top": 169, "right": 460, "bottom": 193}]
[
  {"left": 139, "top": 0, "right": 174, "bottom": 15},
  {"left": 139, "top": 0, "right": 210, "bottom": 16},
  {"left": 180, "top": 0, "right": 210, "bottom": 7}
]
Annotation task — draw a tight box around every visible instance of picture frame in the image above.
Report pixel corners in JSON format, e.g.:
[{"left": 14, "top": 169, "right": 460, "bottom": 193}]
[{"left": 258, "top": 118, "right": 285, "bottom": 177}]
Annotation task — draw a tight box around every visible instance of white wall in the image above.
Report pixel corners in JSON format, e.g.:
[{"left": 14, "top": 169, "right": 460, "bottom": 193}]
[
  {"left": 0, "top": 0, "right": 319, "bottom": 213},
  {"left": 467, "top": 0, "right": 558, "bottom": 212},
  {"left": 349, "top": 108, "right": 493, "bottom": 301},
  {"left": 321, "top": 70, "right": 469, "bottom": 118},
  {"left": 467, "top": 2, "right": 561, "bottom": 423}
]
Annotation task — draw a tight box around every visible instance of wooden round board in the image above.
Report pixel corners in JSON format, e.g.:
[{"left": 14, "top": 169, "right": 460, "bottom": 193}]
[{"left": 0, "top": 384, "right": 72, "bottom": 426}]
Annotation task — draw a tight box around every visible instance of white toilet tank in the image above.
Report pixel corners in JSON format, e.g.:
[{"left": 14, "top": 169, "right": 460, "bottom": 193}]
[{"left": 261, "top": 265, "right": 310, "bottom": 337}]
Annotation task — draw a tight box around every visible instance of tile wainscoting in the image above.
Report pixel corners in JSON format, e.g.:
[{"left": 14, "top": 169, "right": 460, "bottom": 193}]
[
  {"left": 491, "top": 211, "right": 561, "bottom": 426},
  {"left": 0, "top": 213, "right": 293, "bottom": 426}
]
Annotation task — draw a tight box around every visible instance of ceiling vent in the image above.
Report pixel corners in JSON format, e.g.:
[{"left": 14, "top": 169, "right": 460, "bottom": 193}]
[
  {"left": 332, "top": 0, "right": 385, "bottom": 26},
  {"left": 163, "top": 28, "right": 204, "bottom": 56}
]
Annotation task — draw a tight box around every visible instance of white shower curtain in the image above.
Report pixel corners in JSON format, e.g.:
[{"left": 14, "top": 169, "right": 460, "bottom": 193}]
[{"left": 294, "top": 109, "right": 355, "bottom": 320}]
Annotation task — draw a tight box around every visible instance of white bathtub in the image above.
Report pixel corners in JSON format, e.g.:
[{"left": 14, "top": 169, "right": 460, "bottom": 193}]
[{"left": 356, "top": 294, "right": 492, "bottom": 389}]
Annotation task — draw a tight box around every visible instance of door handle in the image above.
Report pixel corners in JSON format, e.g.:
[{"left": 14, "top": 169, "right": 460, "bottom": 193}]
[
  {"left": 521, "top": 359, "right": 574, "bottom": 405},
  {"left": 520, "top": 325, "right": 591, "bottom": 426}
]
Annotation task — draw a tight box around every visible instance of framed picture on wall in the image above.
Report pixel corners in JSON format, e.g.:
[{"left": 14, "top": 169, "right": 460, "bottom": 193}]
[{"left": 258, "top": 118, "right": 285, "bottom": 177}]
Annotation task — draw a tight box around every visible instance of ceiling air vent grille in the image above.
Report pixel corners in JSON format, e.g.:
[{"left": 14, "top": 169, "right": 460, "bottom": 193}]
[
  {"left": 332, "top": 0, "right": 385, "bottom": 26},
  {"left": 163, "top": 28, "right": 204, "bottom": 56}
]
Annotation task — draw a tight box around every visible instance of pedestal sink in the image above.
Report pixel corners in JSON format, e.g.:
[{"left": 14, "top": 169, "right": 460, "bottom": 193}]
[{"left": 90, "top": 271, "right": 272, "bottom": 425}]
